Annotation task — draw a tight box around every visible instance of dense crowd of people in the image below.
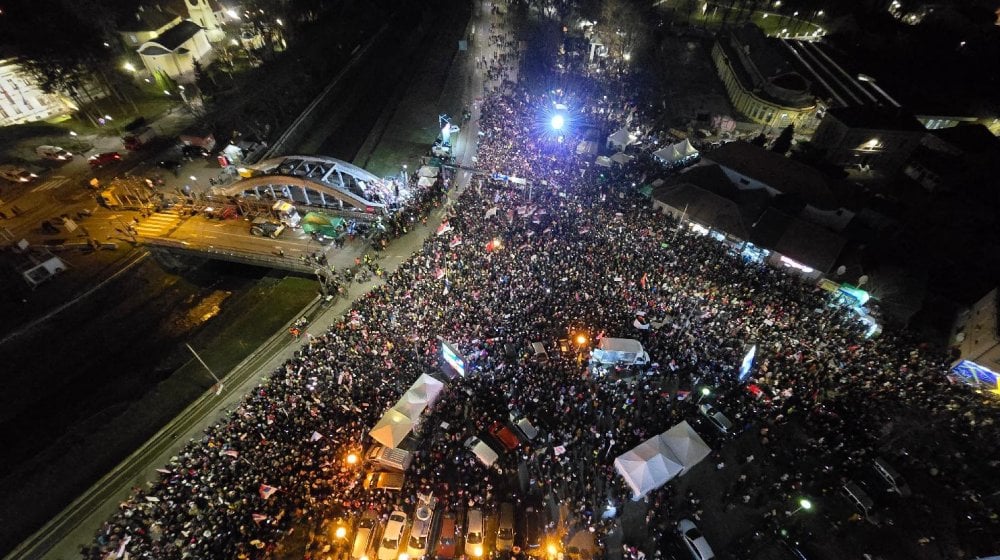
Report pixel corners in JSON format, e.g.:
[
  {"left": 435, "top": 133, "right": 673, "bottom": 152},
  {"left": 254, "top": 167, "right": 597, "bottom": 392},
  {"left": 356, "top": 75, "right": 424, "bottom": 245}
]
[{"left": 83, "top": 2, "right": 1000, "bottom": 560}]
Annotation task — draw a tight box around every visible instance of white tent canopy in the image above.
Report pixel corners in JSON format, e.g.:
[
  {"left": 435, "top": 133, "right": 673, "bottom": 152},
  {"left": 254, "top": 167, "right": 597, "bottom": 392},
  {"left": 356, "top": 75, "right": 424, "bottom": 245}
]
[
  {"left": 607, "top": 127, "right": 637, "bottom": 150},
  {"left": 407, "top": 373, "right": 444, "bottom": 406},
  {"left": 614, "top": 434, "right": 684, "bottom": 499},
  {"left": 654, "top": 140, "right": 699, "bottom": 164},
  {"left": 595, "top": 155, "right": 613, "bottom": 167},
  {"left": 610, "top": 152, "right": 634, "bottom": 165},
  {"left": 660, "top": 421, "right": 711, "bottom": 474},
  {"left": 369, "top": 408, "right": 416, "bottom": 448},
  {"left": 677, "top": 138, "right": 698, "bottom": 157},
  {"left": 392, "top": 395, "right": 426, "bottom": 421}
]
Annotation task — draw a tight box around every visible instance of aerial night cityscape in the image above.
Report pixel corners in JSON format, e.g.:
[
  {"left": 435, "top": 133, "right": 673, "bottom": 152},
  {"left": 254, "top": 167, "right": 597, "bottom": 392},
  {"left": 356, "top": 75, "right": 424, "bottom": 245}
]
[{"left": 1, "top": 0, "right": 999, "bottom": 559}]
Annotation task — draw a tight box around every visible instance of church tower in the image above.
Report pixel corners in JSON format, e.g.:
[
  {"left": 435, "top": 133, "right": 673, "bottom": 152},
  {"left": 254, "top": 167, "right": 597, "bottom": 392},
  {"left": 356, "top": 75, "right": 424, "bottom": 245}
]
[{"left": 185, "top": 0, "right": 224, "bottom": 42}]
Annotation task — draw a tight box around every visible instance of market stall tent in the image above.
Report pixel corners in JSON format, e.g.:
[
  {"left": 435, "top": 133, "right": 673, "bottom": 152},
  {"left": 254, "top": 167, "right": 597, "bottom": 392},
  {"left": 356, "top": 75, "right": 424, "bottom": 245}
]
[{"left": 614, "top": 434, "right": 684, "bottom": 499}]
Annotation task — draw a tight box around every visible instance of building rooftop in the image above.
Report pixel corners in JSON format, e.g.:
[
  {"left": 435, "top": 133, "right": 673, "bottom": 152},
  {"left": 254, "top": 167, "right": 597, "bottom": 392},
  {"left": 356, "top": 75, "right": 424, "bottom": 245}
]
[
  {"left": 930, "top": 124, "right": 1000, "bottom": 155},
  {"left": 119, "top": 1, "right": 186, "bottom": 32},
  {"left": 826, "top": 106, "right": 925, "bottom": 132},
  {"left": 749, "top": 208, "right": 846, "bottom": 273},
  {"left": 717, "top": 24, "right": 815, "bottom": 109},
  {"left": 142, "top": 20, "right": 203, "bottom": 52},
  {"left": 703, "top": 142, "right": 839, "bottom": 209},
  {"left": 652, "top": 183, "right": 748, "bottom": 240}
]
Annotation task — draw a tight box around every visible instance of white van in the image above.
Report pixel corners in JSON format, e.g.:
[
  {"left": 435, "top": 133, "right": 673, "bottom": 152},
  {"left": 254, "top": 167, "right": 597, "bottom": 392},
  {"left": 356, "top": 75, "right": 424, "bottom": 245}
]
[
  {"left": 464, "top": 436, "right": 499, "bottom": 468},
  {"left": 366, "top": 444, "right": 413, "bottom": 472},
  {"left": 590, "top": 338, "right": 650, "bottom": 366},
  {"left": 530, "top": 341, "right": 549, "bottom": 362},
  {"left": 36, "top": 145, "right": 73, "bottom": 161},
  {"left": 465, "top": 508, "right": 484, "bottom": 558}
]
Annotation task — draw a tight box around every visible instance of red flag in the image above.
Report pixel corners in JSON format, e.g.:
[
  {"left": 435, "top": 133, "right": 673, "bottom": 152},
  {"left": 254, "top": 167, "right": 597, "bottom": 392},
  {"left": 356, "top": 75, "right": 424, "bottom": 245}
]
[
  {"left": 223, "top": 449, "right": 239, "bottom": 458},
  {"left": 252, "top": 513, "right": 268, "bottom": 524},
  {"left": 640, "top": 273, "right": 648, "bottom": 290},
  {"left": 259, "top": 484, "right": 278, "bottom": 500}
]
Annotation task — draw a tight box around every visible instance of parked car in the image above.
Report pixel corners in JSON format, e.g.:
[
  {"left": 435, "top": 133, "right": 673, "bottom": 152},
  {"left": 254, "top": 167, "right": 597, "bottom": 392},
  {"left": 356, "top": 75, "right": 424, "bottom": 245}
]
[
  {"left": 350, "top": 510, "right": 377, "bottom": 560},
  {"left": 465, "top": 508, "right": 484, "bottom": 558},
  {"left": 377, "top": 510, "right": 408, "bottom": 560},
  {"left": 0, "top": 165, "right": 38, "bottom": 183},
  {"left": 698, "top": 403, "right": 733, "bottom": 435},
  {"left": 489, "top": 420, "right": 520, "bottom": 450},
  {"left": 496, "top": 502, "right": 515, "bottom": 551},
  {"left": 873, "top": 457, "right": 912, "bottom": 497},
  {"left": 510, "top": 411, "right": 539, "bottom": 441},
  {"left": 182, "top": 144, "right": 211, "bottom": 159},
  {"left": 677, "top": 519, "right": 715, "bottom": 560},
  {"left": 521, "top": 506, "right": 543, "bottom": 555},
  {"left": 436, "top": 512, "right": 457, "bottom": 559},
  {"left": 36, "top": 145, "right": 73, "bottom": 161},
  {"left": 406, "top": 504, "right": 435, "bottom": 559},
  {"left": 88, "top": 151, "right": 121, "bottom": 168},
  {"left": 841, "top": 481, "right": 875, "bottom": 518}
]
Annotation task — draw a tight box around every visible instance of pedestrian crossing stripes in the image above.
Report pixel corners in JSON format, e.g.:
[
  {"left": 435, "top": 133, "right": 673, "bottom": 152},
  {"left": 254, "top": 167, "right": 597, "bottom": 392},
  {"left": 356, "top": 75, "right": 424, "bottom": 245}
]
[
  {"left": 133, "top": 210, "right": 183, "bottom": 238},
  {"left": 31, "top": 176, "right": 69, "bottom": 192}
]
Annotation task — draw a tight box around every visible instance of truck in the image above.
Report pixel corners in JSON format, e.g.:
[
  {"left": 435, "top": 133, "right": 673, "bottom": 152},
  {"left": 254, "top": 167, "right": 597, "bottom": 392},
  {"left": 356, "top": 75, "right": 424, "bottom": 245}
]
[{"left": 122, "top": 126, "right": 157, "bottom": 151}]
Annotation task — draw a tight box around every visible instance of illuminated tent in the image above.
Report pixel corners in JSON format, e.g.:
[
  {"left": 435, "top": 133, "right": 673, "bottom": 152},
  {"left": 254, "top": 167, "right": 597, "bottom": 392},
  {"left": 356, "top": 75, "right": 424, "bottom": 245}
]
[
  {"left": 653, "top": 146, "right": 684, "bottom": 164},
  {"left": 610, "top": 152, "right": 634, "bottom": 165},
  {"left": 369, "top": 408, "right": 415, "bottom": 448},
  {"left": 405, "top": 374, "right": 445, "bottom": 407},
  {"left": 660, "top": 421, "right": 711, "bottom": 474},
  {"left": 607, "top": 128, "right": 637, "bottom": 150},
  {"left": 614, "top": 434, "right": 684, "bottom": 499}
]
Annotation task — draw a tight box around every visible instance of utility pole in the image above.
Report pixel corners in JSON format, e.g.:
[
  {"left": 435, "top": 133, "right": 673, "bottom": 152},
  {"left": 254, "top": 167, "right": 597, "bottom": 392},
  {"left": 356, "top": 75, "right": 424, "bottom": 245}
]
[{"left": 186, "top": 343, "right": 224, "bottom": 395}]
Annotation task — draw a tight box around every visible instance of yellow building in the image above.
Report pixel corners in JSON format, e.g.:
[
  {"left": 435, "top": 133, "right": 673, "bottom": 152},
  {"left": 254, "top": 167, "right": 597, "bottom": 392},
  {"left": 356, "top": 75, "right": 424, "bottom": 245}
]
[{"left": 711, "top": 24, "right": 821, "bottom": 130}]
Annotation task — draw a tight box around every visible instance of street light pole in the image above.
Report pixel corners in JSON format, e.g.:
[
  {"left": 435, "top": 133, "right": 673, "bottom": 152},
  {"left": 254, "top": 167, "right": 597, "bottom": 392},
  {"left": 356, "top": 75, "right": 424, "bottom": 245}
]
[
  {"left": 697, "top": 387, "right": 711, "bottom": 403},
  {"left": 788, "top": 498, "right": 813, "bottom": 516},
  {"left": 186, "top": 343, "right": 224, "bottom": 395}
]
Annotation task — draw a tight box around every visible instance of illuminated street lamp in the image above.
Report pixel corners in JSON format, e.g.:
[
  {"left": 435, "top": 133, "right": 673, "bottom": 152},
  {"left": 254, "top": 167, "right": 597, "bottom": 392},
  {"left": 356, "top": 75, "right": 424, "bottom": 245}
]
[
  {"left": 334, "top": 526, "right": 347, "bottom": 540},
  {"left": 123, "top": 62, "right": 136, "bottom": 73},
  {"left": 788, "top": 498, "right": 813, "bottom": 516},
  {"left": 346, "top": 453, "right": 359, "bottom": 466},
  {"left": 697, "top": 387, "right": 711, "bottom": 403},
  {"left": 550, "top": 114, "right": 565, "bottom": 130}
]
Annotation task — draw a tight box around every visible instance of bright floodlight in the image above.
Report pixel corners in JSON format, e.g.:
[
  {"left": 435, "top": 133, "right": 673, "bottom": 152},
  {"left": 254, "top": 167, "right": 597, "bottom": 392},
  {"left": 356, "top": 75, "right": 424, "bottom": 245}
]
[
  {"left": 550, "top": 114, "right": 565, "bottom": 130},
  {"left": 800, "top": 498, "right": 813, "bottom": 510}
]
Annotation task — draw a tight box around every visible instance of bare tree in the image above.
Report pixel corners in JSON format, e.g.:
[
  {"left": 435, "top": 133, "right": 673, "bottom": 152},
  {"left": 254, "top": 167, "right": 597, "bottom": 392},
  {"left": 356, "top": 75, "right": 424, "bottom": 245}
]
[{"left": 596, "top": 0, "right": 652, "bottom": 60}]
